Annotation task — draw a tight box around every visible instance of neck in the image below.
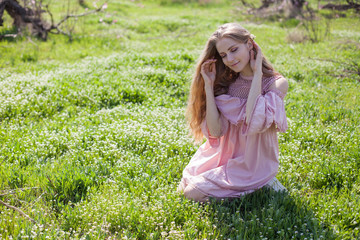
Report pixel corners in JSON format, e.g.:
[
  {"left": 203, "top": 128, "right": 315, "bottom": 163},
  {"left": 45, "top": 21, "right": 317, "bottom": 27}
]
[{"left": 240, "top": 63, "right": 254, "bottom": 77}]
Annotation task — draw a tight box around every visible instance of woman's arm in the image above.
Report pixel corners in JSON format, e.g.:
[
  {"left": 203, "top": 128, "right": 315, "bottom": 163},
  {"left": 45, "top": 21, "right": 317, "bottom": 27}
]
[
  {"left": 268, "top": 77, "right": 289, "bottom": 95},
  {"left": 246, "top": 71, "right": 262, "bottom": 124},
  {"left": 204, "top": 84, "right": 222, "bottom": 137},
  {"left": 246, "top": 41, "right": 263, "bottom": 124},
  {"left": 242, "top": 79, "right": 289, "bottom": 135},
  {"left": 201, "top": 59, "right": 222, "bottom": 138}
]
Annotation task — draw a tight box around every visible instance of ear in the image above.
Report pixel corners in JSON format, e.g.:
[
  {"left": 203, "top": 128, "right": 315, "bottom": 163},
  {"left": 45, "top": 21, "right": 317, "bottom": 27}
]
[{"left": 247, "top": 39, "right": 253, "bottom": 50}]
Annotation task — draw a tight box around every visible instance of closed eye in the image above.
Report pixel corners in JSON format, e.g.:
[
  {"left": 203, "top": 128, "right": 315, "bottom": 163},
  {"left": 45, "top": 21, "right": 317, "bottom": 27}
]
[{"left": 220, "top": 47, "right": 237, "bottom": 58}]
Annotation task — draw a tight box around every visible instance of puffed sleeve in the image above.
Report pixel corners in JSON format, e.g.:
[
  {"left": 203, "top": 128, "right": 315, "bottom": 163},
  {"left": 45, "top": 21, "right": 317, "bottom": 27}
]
[
  {"left": 241, "top": 89, "right": 288, "bottom": 136},
  {"left": 200, "top": 113, "right": 229, "bottom": 148}
]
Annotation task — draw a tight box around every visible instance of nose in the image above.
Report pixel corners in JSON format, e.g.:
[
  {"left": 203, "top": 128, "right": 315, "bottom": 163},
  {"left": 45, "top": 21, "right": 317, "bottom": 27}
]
[{"left": 226, "top": 53, "right": 234, "bottom": 63}]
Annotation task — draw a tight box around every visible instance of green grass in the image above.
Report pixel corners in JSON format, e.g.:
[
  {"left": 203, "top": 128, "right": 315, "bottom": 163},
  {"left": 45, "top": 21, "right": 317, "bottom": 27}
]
[{"left": 0, "top": 0, "right": 359, "bottom": 239}]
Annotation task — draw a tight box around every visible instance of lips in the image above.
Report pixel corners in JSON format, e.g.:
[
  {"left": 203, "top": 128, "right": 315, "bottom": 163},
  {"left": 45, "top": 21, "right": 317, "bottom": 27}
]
[{"left": 231, "top": 61, "right": 240, "bottom": 67}]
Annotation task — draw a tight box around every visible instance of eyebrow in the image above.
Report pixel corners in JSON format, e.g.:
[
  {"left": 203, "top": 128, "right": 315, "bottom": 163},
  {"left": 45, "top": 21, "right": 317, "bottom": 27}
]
[{"left": 219, "top": 44, "right": 237, "bottom": 55}]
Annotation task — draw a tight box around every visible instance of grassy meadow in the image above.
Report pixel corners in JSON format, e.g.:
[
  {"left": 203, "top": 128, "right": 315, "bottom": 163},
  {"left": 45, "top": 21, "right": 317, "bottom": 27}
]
[{"left": 0, "top": 0, "right": 359, "bottom": 239}]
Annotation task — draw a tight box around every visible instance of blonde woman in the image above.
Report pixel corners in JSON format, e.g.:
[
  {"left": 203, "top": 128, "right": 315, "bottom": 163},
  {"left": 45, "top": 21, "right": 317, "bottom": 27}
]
[{"left": 178, "top": 23, "right": 289, "bottom": 202}]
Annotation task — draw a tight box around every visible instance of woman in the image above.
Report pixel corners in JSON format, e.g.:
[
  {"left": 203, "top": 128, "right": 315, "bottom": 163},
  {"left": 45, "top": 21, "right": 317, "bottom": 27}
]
[{"left": 178, "top": 23, "right": 289, "bottom": 202}]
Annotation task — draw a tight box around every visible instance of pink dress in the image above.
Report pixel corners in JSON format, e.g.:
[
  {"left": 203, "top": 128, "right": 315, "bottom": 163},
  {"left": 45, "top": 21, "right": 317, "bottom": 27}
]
[{"left": 180, "top": 74, "right": 288, "bottom": 198}]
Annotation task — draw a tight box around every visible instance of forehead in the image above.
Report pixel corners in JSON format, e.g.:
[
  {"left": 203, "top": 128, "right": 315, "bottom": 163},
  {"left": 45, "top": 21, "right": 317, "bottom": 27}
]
[{"left": 216, "top": 37, "right": 241, "bottom": 53}]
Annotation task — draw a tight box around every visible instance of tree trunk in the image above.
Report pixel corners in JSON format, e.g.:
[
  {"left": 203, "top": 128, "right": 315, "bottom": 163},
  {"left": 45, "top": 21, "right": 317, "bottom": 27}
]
[
  {"left": 321, "top": 0, "right": 360, "bottom": 12},
  {"left": 255, "top": 0, "right": 305, "bottom": 18},
  {"left": 0, "top": 0, "right": 49, "bottom": 39},
  {"left": 1, "top": 0, "right": 105, "bottom": 41}
]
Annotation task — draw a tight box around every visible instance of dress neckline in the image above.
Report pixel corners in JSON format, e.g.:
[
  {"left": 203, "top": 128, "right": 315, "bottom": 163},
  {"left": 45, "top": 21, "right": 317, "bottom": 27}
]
[
  {"left": 239, "top": 73, "right": 254, "bottom": 81},
  {"left": 232, "top": 74, "right": 253, "bottom": 86}
]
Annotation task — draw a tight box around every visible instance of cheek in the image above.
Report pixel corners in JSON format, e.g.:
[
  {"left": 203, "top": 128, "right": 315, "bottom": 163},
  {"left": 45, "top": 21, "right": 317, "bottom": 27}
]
[
  {"left": 244, "top": 54, "right": 250, "bottom": 63},
  {"left": 222, "top": 57, "right": 230, "bottom": 66},
  {"left": 236, "top": 51, "right": 250, "bottom": 64},
  {"left": 242, "top": 49, "right": 251, "bottom": 61}
]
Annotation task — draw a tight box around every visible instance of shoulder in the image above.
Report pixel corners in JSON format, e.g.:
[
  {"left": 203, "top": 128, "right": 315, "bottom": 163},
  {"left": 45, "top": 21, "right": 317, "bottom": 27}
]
[{"left": 268, "top": 75, "right": 288, "bottom": 95}]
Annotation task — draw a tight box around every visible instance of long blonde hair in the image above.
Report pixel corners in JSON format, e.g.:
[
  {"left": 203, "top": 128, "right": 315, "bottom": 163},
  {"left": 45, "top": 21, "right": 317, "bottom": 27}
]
[{"left": 186, "top": 23, "right": 279, "bottom": 142}]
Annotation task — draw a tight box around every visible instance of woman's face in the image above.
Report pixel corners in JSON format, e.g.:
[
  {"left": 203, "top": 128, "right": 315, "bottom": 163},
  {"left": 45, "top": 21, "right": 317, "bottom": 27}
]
[{"left": 216, "top": 37, "right": 252, "bottom": 73}]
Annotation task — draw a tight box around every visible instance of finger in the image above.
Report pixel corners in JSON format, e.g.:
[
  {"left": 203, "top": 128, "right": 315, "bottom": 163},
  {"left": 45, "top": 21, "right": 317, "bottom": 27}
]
[
  {"left": 207, "top": 59, "right": 217, "bottom": 63},
  {"left": 253, "top": 41, "right": 261, "bottom": 51},
  {"left": 210, "top": 62, "right": 216, "bottom": 73},
  {"left": 205, "top": 59, "right": 216, "bottom": 63},
  {"left": 254, "top": 42, "right": 262, "bottom": 54},
  {"left": 201, "top": 63, "right": 206, "bottom": 73},
  {"left": 204, "top": 59, "right": 216, "bottom": 68},
  {"left": 201, "top": 63, "right": 208, "bottom": 75},
  {"left": 202, "top": 59, "right": 213, "bottom": 69},
  {"left": 250, "top": 50, "right": 254, "bottom": 60}
]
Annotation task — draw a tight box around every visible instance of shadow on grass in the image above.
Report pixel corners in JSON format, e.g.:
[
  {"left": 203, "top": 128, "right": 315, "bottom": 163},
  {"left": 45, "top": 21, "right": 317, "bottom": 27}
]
[
  {"left": 205, "top": 188, "right": 337, "bottom": 239},
  {"left": 0, "top": 26, "right": 20, "bottom": 42}
]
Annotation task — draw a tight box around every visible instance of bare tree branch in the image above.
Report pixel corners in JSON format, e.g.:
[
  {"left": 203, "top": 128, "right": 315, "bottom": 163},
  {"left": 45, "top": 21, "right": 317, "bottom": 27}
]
[
  {"left": 45, "top": 3, "right": 106, "bottom": 40},
  {"left": 310, "top": 57, "right": 357, "bottom": 68},
  {"left": 55, "top": 3, "right": 105, "bottom": 29},
  {"left": 310, "top": 57, "right": 360, "bottom": 81},
  {"left": 44, "top": 4, "right": 54, "bottom": 27},
  {"left": 28, "top": 192, "right": 45, "bottom": 208},
  {"left": 0, "top": 199, "right": 37, "bottom": 224}
]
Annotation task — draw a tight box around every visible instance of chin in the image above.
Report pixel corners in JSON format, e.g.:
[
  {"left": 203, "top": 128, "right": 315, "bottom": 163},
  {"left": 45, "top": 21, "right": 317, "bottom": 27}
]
[{"left": 231, "top": 65, "right": 245, "bottom": 73}]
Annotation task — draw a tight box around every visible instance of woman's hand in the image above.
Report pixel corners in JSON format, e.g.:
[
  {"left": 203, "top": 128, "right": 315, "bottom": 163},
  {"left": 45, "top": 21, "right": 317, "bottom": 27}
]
[
  {"left": 250, "top": 41, "right": 263, "bottom": 74},
  {"left": 200, "top": 59, "right": 217, "bottom": 89}
]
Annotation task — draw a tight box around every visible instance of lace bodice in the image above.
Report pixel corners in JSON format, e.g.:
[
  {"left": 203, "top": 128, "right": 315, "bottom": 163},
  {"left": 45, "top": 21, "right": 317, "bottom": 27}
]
[{"left": 228, "top": 74, "right": 279, "bottom": 99}]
